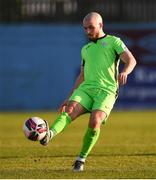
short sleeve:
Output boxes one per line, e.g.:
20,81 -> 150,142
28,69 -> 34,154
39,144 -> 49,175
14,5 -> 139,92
114,37 -> 127,55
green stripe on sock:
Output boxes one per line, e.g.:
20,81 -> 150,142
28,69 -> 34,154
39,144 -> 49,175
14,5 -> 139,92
50,112 -> 71,135
80,127 -> 100,159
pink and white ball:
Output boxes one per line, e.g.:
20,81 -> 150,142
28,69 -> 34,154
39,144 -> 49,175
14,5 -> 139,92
23,117 -> 47,141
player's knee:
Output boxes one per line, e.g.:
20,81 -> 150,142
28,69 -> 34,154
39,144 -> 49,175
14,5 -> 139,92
89,111 -> 107,128
65,105 -> 73,114
64,105 -> 76,120
89,119 -> 101,129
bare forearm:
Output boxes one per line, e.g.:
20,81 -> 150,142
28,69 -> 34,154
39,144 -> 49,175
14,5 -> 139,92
122,59 -> 136,75
66,66 -> 84,99
58,68 -> 84,112
119,50 -> 136,85
68,73 -> 84,97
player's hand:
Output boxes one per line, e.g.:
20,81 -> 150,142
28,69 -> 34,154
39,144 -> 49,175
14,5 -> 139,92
118,72 -> 128,85
58,100 -> 68,113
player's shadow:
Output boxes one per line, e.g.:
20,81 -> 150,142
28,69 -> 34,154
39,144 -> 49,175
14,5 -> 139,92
1,152 -> 156,159
41,152 -> 156,158
90,152 -> 156,157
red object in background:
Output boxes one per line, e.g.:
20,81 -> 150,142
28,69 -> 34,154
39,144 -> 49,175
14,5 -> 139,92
108,29 -> 156,66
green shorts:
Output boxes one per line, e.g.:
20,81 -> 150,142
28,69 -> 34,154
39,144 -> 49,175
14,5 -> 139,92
69,87 -> 117,121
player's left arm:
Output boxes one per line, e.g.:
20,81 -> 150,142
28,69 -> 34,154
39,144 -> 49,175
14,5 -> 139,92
119,49 -> 137,85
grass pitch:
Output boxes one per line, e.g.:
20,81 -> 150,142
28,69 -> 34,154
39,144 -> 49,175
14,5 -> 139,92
0,111 -> 156,179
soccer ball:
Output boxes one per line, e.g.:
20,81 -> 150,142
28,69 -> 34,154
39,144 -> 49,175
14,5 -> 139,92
23,117 -> 47,141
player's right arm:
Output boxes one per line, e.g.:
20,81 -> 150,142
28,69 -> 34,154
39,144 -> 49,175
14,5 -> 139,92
59,66 -> 84,112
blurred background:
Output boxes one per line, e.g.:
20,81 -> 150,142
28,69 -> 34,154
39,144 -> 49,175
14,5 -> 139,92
0,0 -> 156,111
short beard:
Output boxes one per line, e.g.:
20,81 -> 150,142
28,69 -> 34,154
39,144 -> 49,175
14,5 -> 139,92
88,33 -> 99,41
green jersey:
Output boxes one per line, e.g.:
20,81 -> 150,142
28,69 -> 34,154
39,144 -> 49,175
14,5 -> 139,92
80,34 -> 127,95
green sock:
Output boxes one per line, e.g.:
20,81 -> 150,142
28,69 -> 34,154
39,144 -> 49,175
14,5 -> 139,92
50,112 -> 71,136
79,127 -> 100,159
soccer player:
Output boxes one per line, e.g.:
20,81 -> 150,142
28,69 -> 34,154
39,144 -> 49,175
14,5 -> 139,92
40,12 -> 137,171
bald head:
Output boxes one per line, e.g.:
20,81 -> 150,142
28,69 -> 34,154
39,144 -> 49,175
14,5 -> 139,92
83,12 -> 103,25
83,12 -> 104,40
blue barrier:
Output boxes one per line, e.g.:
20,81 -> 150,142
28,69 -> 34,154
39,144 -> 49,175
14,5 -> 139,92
0,24 -> 156,110
115,65 -> 156,109
0,25 -> 84,110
